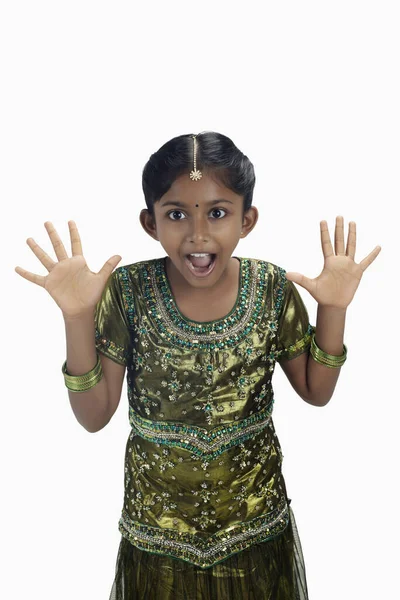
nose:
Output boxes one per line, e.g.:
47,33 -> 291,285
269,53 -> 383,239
187,213 -> 210,243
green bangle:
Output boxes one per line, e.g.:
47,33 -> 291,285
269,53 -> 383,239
62,354 -> 103,392
310,333 -> 347,368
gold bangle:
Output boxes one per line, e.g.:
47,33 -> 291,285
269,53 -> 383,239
62,354 -> 103,392
310,333 -> 347,368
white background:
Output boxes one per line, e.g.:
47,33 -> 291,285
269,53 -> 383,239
1,1 -> 398,598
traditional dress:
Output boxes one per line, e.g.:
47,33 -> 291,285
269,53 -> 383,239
94,256 -> 313,599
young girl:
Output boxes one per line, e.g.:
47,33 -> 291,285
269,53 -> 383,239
15,131 -> 381,599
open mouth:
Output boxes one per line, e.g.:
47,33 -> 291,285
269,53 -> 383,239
184,254 -> 217,276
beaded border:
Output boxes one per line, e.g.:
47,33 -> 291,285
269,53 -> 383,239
129,397 -> 275,460
274,266 -> 287,317
117,266 -> 137,330
141,257 -> 268,351
118,494 -> 289,569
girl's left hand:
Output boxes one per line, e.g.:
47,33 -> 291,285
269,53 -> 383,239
285,216 -> 381,309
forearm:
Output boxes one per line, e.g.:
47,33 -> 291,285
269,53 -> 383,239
306,305 -> 347,406
64,311 -> 110,433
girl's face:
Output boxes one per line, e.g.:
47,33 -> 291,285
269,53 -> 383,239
140,172 -> 258,290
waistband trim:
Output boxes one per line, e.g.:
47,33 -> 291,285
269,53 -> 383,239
129,398 -> 274,460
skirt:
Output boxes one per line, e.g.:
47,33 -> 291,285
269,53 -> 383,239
109,504 -> 308,600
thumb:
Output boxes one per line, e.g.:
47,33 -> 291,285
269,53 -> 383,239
285,271 -> 313,293
99,255 -> 122,280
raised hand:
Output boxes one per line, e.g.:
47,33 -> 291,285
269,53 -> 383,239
285,216 -> 381,309
15,221 -> 122,319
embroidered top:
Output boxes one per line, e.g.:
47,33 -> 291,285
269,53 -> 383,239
94,256 -> 314,569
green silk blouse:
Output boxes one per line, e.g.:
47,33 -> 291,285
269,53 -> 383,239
94,256 -> 314,569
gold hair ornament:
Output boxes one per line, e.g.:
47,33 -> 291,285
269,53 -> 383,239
189,135 -> 202,181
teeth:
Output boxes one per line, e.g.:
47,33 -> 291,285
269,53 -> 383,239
189,253 -> 211,257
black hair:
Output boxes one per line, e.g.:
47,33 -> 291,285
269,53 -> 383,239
142,131 -> 256,221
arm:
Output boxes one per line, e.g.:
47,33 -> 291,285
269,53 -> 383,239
280,305 -> 346,407
65,311 -> 125,432
281,216 -> 380,407
14,219 -> 127,432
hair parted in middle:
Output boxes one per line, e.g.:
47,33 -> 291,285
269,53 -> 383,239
142,131 -> 256,221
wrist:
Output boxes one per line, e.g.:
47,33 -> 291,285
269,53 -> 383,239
317,304 -> 347,315
63,308 -> 96,323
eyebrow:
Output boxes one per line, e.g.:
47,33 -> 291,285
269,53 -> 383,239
160,198 -> 234,208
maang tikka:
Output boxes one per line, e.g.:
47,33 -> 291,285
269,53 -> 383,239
189,134 -> 202,181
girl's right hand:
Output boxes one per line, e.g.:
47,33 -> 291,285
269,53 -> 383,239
15,221 -> 122,320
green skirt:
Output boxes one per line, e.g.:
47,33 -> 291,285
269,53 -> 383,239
109,503 -> 308,600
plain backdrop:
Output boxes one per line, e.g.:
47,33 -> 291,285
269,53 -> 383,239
1,1 -> 398,598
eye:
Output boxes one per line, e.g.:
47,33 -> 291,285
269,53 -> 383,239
210,208 -> 227,219
168,210 -> 185,221
167,208 -> 227,221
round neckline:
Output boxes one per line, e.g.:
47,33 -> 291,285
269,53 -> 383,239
161,256 -> 243,325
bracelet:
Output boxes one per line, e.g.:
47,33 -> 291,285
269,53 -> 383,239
310,333 -> 347,368
62,354 -> 103,392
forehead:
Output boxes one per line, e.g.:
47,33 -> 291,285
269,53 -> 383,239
158,173 -> 242,206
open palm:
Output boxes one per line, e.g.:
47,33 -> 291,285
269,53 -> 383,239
15,221 -> 122,319
285,216 -> 381,309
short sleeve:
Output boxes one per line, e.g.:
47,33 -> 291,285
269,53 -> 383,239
275,271 -> 315,363
94,268 -> 132,366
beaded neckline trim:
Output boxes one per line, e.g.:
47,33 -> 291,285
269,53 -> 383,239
129,397 -> 274,460
142,257 -> 268,350
118,494 -> 289,569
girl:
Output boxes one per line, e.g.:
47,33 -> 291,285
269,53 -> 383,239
15,131 -> 381,599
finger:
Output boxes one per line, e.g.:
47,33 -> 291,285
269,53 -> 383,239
98,255 -> 122,281
359,246 -> 382,272
68,220 -> 83,256
15,266 -> 46,287
26,237 -> 56,272
334,215 -> 345,255
44,221 -> 69,261
285,271 -> 315,294
345,221 -> 356,260
320,220 -> 334,259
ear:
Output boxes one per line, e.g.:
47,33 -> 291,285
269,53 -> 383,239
140,209 -> 159,241
241,206 -> 259,237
